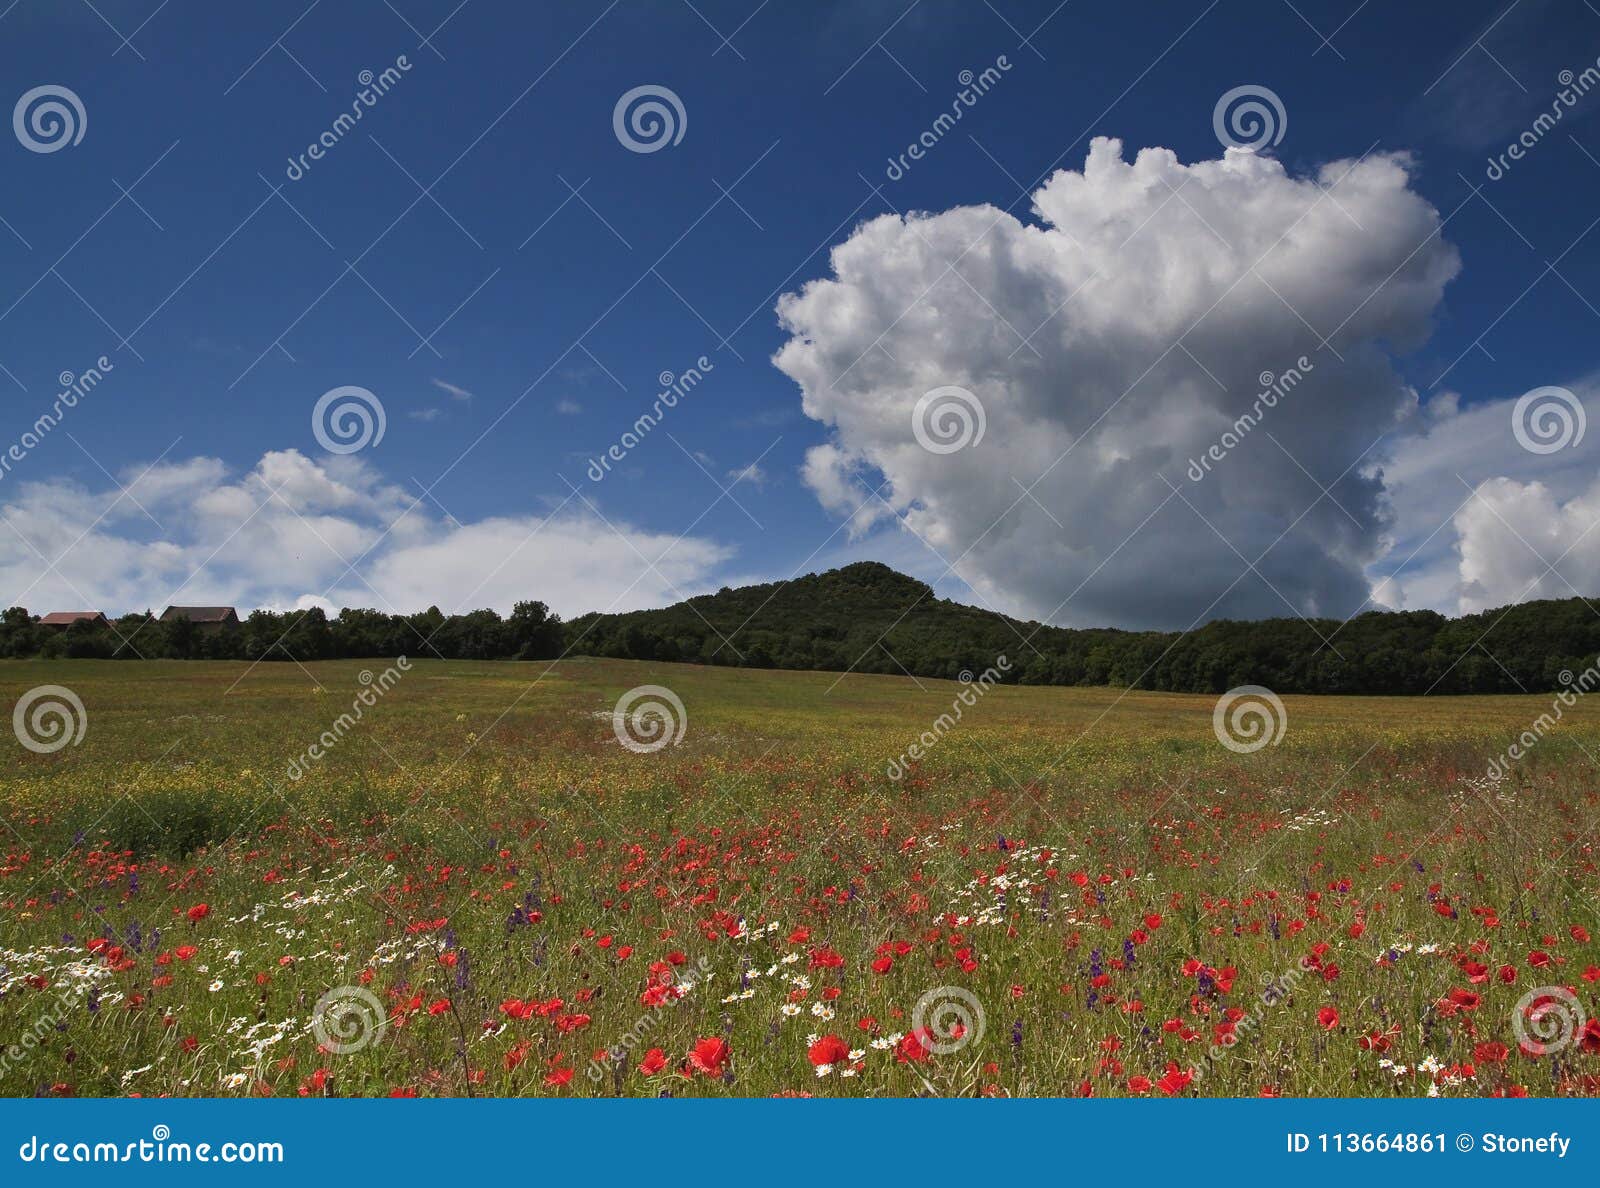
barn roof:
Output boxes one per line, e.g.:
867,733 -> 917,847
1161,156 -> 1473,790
159,605 -> 239,623
40,610 -> 106,625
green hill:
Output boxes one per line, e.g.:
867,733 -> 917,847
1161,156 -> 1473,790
564,561 -> 1600,695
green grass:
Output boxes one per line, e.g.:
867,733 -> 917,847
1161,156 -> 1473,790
2,658 -> 1597,1098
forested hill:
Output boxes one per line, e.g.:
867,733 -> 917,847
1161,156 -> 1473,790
7,561 -> 1600,693
567,562 -> 1600,695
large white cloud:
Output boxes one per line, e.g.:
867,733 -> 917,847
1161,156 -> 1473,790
775,138 -> 1461,629
0,449 -> 729,619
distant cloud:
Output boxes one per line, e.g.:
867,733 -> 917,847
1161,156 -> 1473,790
1405,0 -> 1594,152
556,398 -> 582,415
726,462 -> 768,488
0,449 -> 731,620
409,408 -> 443,422
1379,377 -> 1600,614
431,378 -> 473,401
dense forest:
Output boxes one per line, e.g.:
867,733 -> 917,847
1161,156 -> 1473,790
5,562 -> 1599,694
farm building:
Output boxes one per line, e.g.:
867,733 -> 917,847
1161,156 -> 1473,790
40,611 -> 109,629
159,605 -> 240,632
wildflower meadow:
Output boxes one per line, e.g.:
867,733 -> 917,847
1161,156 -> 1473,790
2,657 -> 1596,1098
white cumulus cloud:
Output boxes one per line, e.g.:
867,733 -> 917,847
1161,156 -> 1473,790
774,138 -> 1461,629
0,449 -> 729,620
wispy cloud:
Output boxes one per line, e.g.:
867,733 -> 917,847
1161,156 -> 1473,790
431,378 -> 474,401
727,462 -> 768,488
556,397 -> 582,415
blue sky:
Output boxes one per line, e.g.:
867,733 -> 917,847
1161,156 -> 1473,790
3,0 -> 1600,628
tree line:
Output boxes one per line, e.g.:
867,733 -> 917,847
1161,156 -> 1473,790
4,562 -> 1598,694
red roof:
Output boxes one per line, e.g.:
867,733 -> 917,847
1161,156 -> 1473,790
40,611 -> 106,625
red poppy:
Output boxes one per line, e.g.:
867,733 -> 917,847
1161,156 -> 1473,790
896,1029 -> 933,1063
808,1034 -> 851,1067
186,903 -> 209,923
1317,1007 -> 1339,1030
687,1036 -> 730,1076
1474,1042 -> 1509,1064
639,1048 -> 667,1076
1580,1019 -> 1600,1054
1156,1062 -> 1193,1095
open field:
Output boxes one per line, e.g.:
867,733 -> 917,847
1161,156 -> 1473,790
2,657 -> 1598,1097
